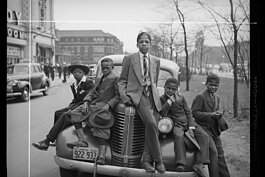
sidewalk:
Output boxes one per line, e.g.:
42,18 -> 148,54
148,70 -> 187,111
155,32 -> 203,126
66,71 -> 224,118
49,74 -> 75,88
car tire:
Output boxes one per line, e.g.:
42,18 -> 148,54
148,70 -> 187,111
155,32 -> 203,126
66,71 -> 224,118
59,167 -> 78,177
21,87 -> 29,102
43,83 -> 49,96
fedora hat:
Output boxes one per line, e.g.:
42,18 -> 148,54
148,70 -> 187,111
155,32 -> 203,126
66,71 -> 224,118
68,64 -> 90,75
89,107 -> 114,129
184,131 -> 200,151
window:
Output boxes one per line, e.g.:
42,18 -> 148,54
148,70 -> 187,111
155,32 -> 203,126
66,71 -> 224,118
93,46 -> 104,53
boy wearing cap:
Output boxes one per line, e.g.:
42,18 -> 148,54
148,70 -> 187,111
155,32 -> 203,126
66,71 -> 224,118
67,58 -> 120,165
160,78 -> 209,176
32,63 -> 94,151
191,74 -> 230,177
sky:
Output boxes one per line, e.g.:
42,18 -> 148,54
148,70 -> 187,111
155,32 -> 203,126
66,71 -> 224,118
54,0 -> 166,53
53,0 -> 249,53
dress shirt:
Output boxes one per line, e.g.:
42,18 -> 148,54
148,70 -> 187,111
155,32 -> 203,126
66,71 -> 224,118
139,52 -> 151,86
73,76 -> 87,92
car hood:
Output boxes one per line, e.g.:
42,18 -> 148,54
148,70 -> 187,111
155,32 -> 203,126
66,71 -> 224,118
7,74 -> 29,83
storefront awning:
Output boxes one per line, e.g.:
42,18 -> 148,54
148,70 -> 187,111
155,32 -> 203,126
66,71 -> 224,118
7,37 -> 27,46
38,43 -> 54,49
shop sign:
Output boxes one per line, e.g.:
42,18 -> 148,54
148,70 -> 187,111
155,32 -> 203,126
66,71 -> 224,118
7,46 -> 21,57
7,8 -> 21,25
7,27 -> 26,39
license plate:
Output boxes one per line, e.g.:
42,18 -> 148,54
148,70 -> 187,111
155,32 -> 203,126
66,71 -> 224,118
73,147 -> 98,161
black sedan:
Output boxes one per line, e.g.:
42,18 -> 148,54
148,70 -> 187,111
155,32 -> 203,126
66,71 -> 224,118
7,62 -> 51,102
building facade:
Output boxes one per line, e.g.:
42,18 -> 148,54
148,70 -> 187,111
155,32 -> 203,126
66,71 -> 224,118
56,30 -> 123,64
7,0 -> 56,65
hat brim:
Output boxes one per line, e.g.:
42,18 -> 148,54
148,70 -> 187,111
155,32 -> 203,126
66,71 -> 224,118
184,131 -> 200,150
89,108 -> 114,129
68,65 -> 90,75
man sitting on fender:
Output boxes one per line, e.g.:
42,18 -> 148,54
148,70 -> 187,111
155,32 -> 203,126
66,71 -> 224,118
160,78 -> 209,177
67,58 -> 120,165
32,63 -> 94,151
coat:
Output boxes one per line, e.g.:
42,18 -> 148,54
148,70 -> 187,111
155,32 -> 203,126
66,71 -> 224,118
118,53 -> 161,111
160,93 -> 197,131
191,90 -> 224,136
83,72 -> 120,109
68,77 -> 94,110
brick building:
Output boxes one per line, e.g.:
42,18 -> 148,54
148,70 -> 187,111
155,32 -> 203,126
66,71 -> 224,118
56,30 -> 123,64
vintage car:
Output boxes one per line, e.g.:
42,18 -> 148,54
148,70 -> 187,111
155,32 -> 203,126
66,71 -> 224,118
7,62 -> 51,102
54,55 -> 205,177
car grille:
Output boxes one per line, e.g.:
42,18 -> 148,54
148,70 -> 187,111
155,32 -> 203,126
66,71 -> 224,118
110,106 -> 145,168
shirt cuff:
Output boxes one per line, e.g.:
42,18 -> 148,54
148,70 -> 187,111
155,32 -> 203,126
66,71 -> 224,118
189,126 -> 195,130
167,99 -> 172,105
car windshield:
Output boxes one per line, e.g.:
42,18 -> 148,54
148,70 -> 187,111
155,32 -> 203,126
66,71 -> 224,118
7,65 -> 29,75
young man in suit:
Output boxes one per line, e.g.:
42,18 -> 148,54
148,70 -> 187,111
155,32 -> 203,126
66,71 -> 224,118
191,74 -> 230,177
118,32 -> 166,173
32,63 -> 94,150
66,58 -> 120,165
160,78 -> 209,176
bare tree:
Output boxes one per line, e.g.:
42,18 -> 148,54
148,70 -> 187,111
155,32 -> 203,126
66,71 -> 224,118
197,0 -> 249,118
169,0 -> 190,91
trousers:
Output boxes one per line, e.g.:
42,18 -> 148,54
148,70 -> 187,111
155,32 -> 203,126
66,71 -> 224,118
138,90 -> 163,163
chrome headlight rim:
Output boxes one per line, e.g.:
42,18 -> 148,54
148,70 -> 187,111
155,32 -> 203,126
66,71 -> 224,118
158,117 -> 173,134
7,80 -> 18,87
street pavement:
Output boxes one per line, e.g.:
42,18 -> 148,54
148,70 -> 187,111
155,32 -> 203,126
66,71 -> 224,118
49,74 -> 75,89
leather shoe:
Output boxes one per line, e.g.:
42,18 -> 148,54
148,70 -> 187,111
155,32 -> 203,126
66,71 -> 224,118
32,140 -> 49,151
96,156 -> 106,165
142,162 -> 155,172
176,165 -> 185,172
156,162 -> 166,173
193,164 -> 207,177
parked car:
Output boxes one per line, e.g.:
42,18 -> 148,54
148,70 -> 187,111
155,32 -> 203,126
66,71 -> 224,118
54,55 -> 204,177
88,64 -> 97,80
7,62 -> 51,102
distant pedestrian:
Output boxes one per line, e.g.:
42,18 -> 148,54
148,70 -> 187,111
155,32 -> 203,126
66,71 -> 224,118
44,62 -> 50,78
62,63 -> 68,83
50,63 -> 55,81
57,63 -> 62,79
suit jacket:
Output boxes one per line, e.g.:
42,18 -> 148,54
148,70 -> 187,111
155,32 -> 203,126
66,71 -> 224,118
83,72 -> 120,109
160,93 -> 197,130
118,53 -> 161,111
68,77 -> 94,110
191,90 -> 222,136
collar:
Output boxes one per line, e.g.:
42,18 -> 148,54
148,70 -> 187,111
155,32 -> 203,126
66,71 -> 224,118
139,52 -> 149,60
74,76 -> 87,88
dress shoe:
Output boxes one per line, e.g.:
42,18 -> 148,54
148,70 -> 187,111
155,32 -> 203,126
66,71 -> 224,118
156,162 -> 166,173
142,162 -> 155,172
67,141 -> 88,149
96,156 -> 106,165
96,144 -> 107,165
176,165 -> 185,172
32,140 -> 49,151
193,164 -> 207,177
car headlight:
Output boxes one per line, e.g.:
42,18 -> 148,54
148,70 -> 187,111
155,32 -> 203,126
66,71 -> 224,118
7,80 -> 18,87
158,117 -> 173,134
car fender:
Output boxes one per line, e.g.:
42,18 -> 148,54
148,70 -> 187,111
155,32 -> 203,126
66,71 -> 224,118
16,80 -> 32,92
41,76 -> 51,87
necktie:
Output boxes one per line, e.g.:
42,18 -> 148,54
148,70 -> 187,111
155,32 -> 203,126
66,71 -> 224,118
143,54 -> 148,78
143,54 -> 149,94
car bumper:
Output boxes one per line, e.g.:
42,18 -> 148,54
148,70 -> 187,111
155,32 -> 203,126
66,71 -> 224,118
54,156 -> 196,177
7,92 -> 22,97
